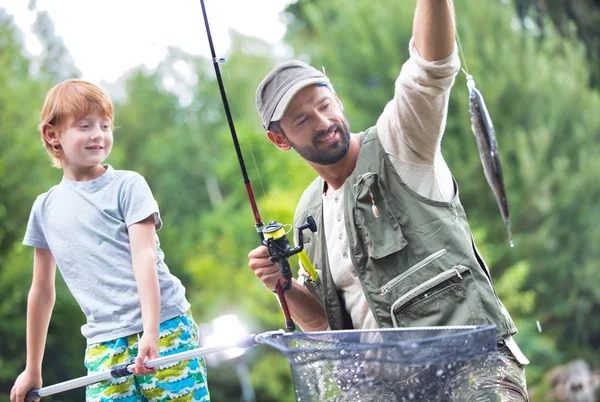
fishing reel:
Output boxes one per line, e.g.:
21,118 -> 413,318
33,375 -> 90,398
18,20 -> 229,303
262,216 -> 317,292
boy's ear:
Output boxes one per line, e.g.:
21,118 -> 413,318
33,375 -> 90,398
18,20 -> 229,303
42,124 -> 60,147
267,130 -> 292,151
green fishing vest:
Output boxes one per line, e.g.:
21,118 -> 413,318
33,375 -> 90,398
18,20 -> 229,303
294,127 -> 517,340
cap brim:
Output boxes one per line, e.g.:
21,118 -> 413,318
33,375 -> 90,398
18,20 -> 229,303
271,78 -> 330,122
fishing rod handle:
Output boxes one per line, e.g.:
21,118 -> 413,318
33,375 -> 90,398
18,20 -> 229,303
25,389 -> 39,402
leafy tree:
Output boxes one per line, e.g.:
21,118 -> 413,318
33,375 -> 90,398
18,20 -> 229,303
513,0 -> 600,87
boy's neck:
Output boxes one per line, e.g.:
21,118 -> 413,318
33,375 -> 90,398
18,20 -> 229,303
63,164 -> 108,182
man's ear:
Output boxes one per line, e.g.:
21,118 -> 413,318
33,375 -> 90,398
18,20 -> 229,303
267,130 -> 292,151
42,124 -> 61,148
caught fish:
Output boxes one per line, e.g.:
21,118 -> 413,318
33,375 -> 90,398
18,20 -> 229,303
467,75 -> 513,247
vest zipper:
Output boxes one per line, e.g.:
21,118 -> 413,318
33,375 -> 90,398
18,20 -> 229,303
379,248 -> 448,295
390,265 -> 469,327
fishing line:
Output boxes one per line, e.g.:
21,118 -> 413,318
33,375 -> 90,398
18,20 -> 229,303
221,63 -> 269,203
446,0 -> 470,78
446,0 -> 471,77
455,30 -> 471,78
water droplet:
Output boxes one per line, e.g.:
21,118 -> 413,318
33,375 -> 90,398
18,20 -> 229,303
436,369 -> 444,377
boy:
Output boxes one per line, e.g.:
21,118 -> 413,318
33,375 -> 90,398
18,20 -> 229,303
10,79 -> 210,402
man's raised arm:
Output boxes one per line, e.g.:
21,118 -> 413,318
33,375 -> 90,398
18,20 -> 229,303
413,0 -> 456,61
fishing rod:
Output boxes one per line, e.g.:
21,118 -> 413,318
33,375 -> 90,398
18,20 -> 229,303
198,0 -> 318,332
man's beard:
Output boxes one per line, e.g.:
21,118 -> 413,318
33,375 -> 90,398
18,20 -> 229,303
286,119 -> 351,166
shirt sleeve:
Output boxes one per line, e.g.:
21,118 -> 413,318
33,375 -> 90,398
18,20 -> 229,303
23,195 -> 50,249
376,37 -> 461,164
120,174 -> 163,231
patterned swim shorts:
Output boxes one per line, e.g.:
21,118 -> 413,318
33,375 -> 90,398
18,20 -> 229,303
84,310 -> 210,401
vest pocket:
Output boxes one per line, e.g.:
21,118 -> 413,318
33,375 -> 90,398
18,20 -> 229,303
352,172 -> 407,259
379,248 -> 447,295
390,265 -> 487,328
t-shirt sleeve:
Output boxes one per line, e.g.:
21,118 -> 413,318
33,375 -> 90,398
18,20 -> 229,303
23,195 -> 50,249
120,174 -> 163,231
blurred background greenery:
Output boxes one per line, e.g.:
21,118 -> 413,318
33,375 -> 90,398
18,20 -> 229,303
1,0 -> 599,400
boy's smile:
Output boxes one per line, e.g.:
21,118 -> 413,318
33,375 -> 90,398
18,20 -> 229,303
85,145 -> 105,151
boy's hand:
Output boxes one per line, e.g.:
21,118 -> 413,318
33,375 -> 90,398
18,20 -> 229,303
10,369 -> 42,402
132,332 -> 159,376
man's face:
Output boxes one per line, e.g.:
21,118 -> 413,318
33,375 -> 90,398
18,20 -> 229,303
273,85 -> 351,165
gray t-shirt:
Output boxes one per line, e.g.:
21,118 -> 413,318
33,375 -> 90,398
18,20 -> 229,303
23,165 -> 190,344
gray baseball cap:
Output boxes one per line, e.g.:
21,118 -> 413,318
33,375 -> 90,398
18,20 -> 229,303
255,60 -> 331,129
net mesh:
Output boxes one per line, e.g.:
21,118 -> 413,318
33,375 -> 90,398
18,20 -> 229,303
256,325 -> 500,402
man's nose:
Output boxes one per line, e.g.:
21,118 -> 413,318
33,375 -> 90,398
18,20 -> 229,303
314,112 -> 330,132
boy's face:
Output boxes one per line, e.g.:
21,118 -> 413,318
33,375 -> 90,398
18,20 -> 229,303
58,111 -> 113,171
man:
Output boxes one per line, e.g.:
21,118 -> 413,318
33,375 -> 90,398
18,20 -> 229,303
248,0 -> 529,400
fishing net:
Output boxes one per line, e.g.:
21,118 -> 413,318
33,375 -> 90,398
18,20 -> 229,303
256,325 -> 500,402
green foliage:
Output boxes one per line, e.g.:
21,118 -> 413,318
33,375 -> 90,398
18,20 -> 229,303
512,0 -> 600,87
1,0 -> 600,400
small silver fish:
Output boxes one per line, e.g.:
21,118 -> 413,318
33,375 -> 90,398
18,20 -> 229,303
467,75 -> 513,247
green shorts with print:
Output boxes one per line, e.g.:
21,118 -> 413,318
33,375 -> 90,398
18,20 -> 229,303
84,310 -> 210,402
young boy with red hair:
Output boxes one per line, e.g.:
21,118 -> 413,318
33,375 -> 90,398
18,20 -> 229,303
10,79 -> 210,402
